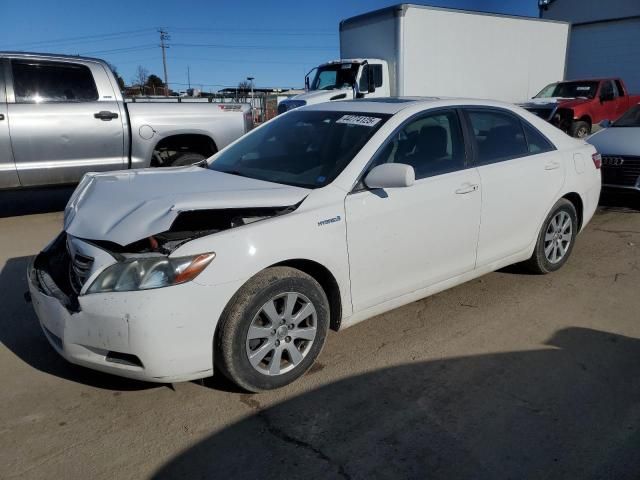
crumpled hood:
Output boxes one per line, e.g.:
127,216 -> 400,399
292,88 -> 355,105
520,97 -> 590,109
64,167 -> 310,246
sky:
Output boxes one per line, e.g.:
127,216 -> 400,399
2,0 -> 539,91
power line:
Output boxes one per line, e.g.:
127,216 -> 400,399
103,55 -> 316,66
1,28 -> 157,49
79,45 -> 158,55
169,27 -> 336,36
170,43 -> 337,51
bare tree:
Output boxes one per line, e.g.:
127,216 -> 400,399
107,62 -> 126,91
237,80 -> 252,102
133,66 -> 150,93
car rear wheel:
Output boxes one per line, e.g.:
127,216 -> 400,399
525,198 -> 578,274
215,267 -> 329,392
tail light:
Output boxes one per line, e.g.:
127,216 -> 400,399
592,153 -> 602,169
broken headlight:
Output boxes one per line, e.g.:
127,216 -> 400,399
86,253 -> 215,294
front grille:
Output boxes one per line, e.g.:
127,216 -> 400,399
68,252 -> 94,294
601,155 -> 640,188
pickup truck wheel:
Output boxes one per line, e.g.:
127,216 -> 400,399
168,152 -> 207,167
569,121 -> 591,138
525,198 -> 578,274
216,267 -> 329,392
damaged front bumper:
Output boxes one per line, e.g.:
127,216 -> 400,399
27,233 -> 241,383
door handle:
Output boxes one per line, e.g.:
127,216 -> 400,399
0,114 -> 4,120
545,161 -> 561,170
94,111 -> 119,121
455,183 -> 479,194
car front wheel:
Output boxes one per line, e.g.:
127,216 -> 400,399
525,198 -> 578,274
216,267 -> 329,392
569,120 -> 591,138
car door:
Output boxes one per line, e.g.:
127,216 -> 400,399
597,80 -> 619,123
613,80 -> 629,119
345,109 -> 481,312
6,58 -> 126,187
0,59 -> 20,189
463,108 -> 565,267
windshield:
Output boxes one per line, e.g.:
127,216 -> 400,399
613,104 -> 640,127
209,110 -> 391,189
310,63 -> 359,91
535,81 -> 599,99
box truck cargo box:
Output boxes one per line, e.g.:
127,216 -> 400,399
278,4 -> 569,113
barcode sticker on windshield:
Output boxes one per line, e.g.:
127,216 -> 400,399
576,86 -> 591,91
336,115 -> 382,127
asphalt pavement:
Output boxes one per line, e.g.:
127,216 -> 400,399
1,189 -> 639,479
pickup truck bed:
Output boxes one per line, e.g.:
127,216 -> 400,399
0,52 -> 252,189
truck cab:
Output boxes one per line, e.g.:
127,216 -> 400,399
0,52 -> 252,190
277,59 -> 389,114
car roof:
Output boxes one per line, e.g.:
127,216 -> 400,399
303,97 -> 523,115
0,51 -> 107,65
559,78 -> 615,83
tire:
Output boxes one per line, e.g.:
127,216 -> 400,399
168,152 -> 207,167
525,198 -> 578,274
215,267 -> 330,392
569,120 -> 591,139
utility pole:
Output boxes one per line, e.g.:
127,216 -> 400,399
187,66 -> 191,90
159,28 -> 170,96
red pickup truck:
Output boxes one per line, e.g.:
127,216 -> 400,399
520,78 -> 640,138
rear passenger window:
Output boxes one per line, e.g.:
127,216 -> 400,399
371,110 -> 465,180
466,110 -> 528,164
12,60 -> 98,103
523,122 -> 554,154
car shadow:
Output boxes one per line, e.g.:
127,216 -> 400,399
153,327 -> 640,480
0,256 -> 156,391
599,190 -> 640,212
0,186 -> 75,218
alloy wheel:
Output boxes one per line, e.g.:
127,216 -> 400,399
245,292 -> 318,376
544,210 -> 572,264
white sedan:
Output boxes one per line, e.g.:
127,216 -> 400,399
28,98 -> 601,391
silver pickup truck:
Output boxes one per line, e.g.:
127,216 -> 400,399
0,52 -> 252,189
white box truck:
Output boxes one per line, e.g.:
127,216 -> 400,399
278,4 -> 569,113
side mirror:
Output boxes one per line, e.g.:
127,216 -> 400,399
304,67 -> 317,92
599,119 -> 612,128
358,65 -> 375,95
368,69 -> 376,94
364,163 -> 415,189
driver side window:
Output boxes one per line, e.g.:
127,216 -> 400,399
314,71 -> 337,90
369,110 -> 466,180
